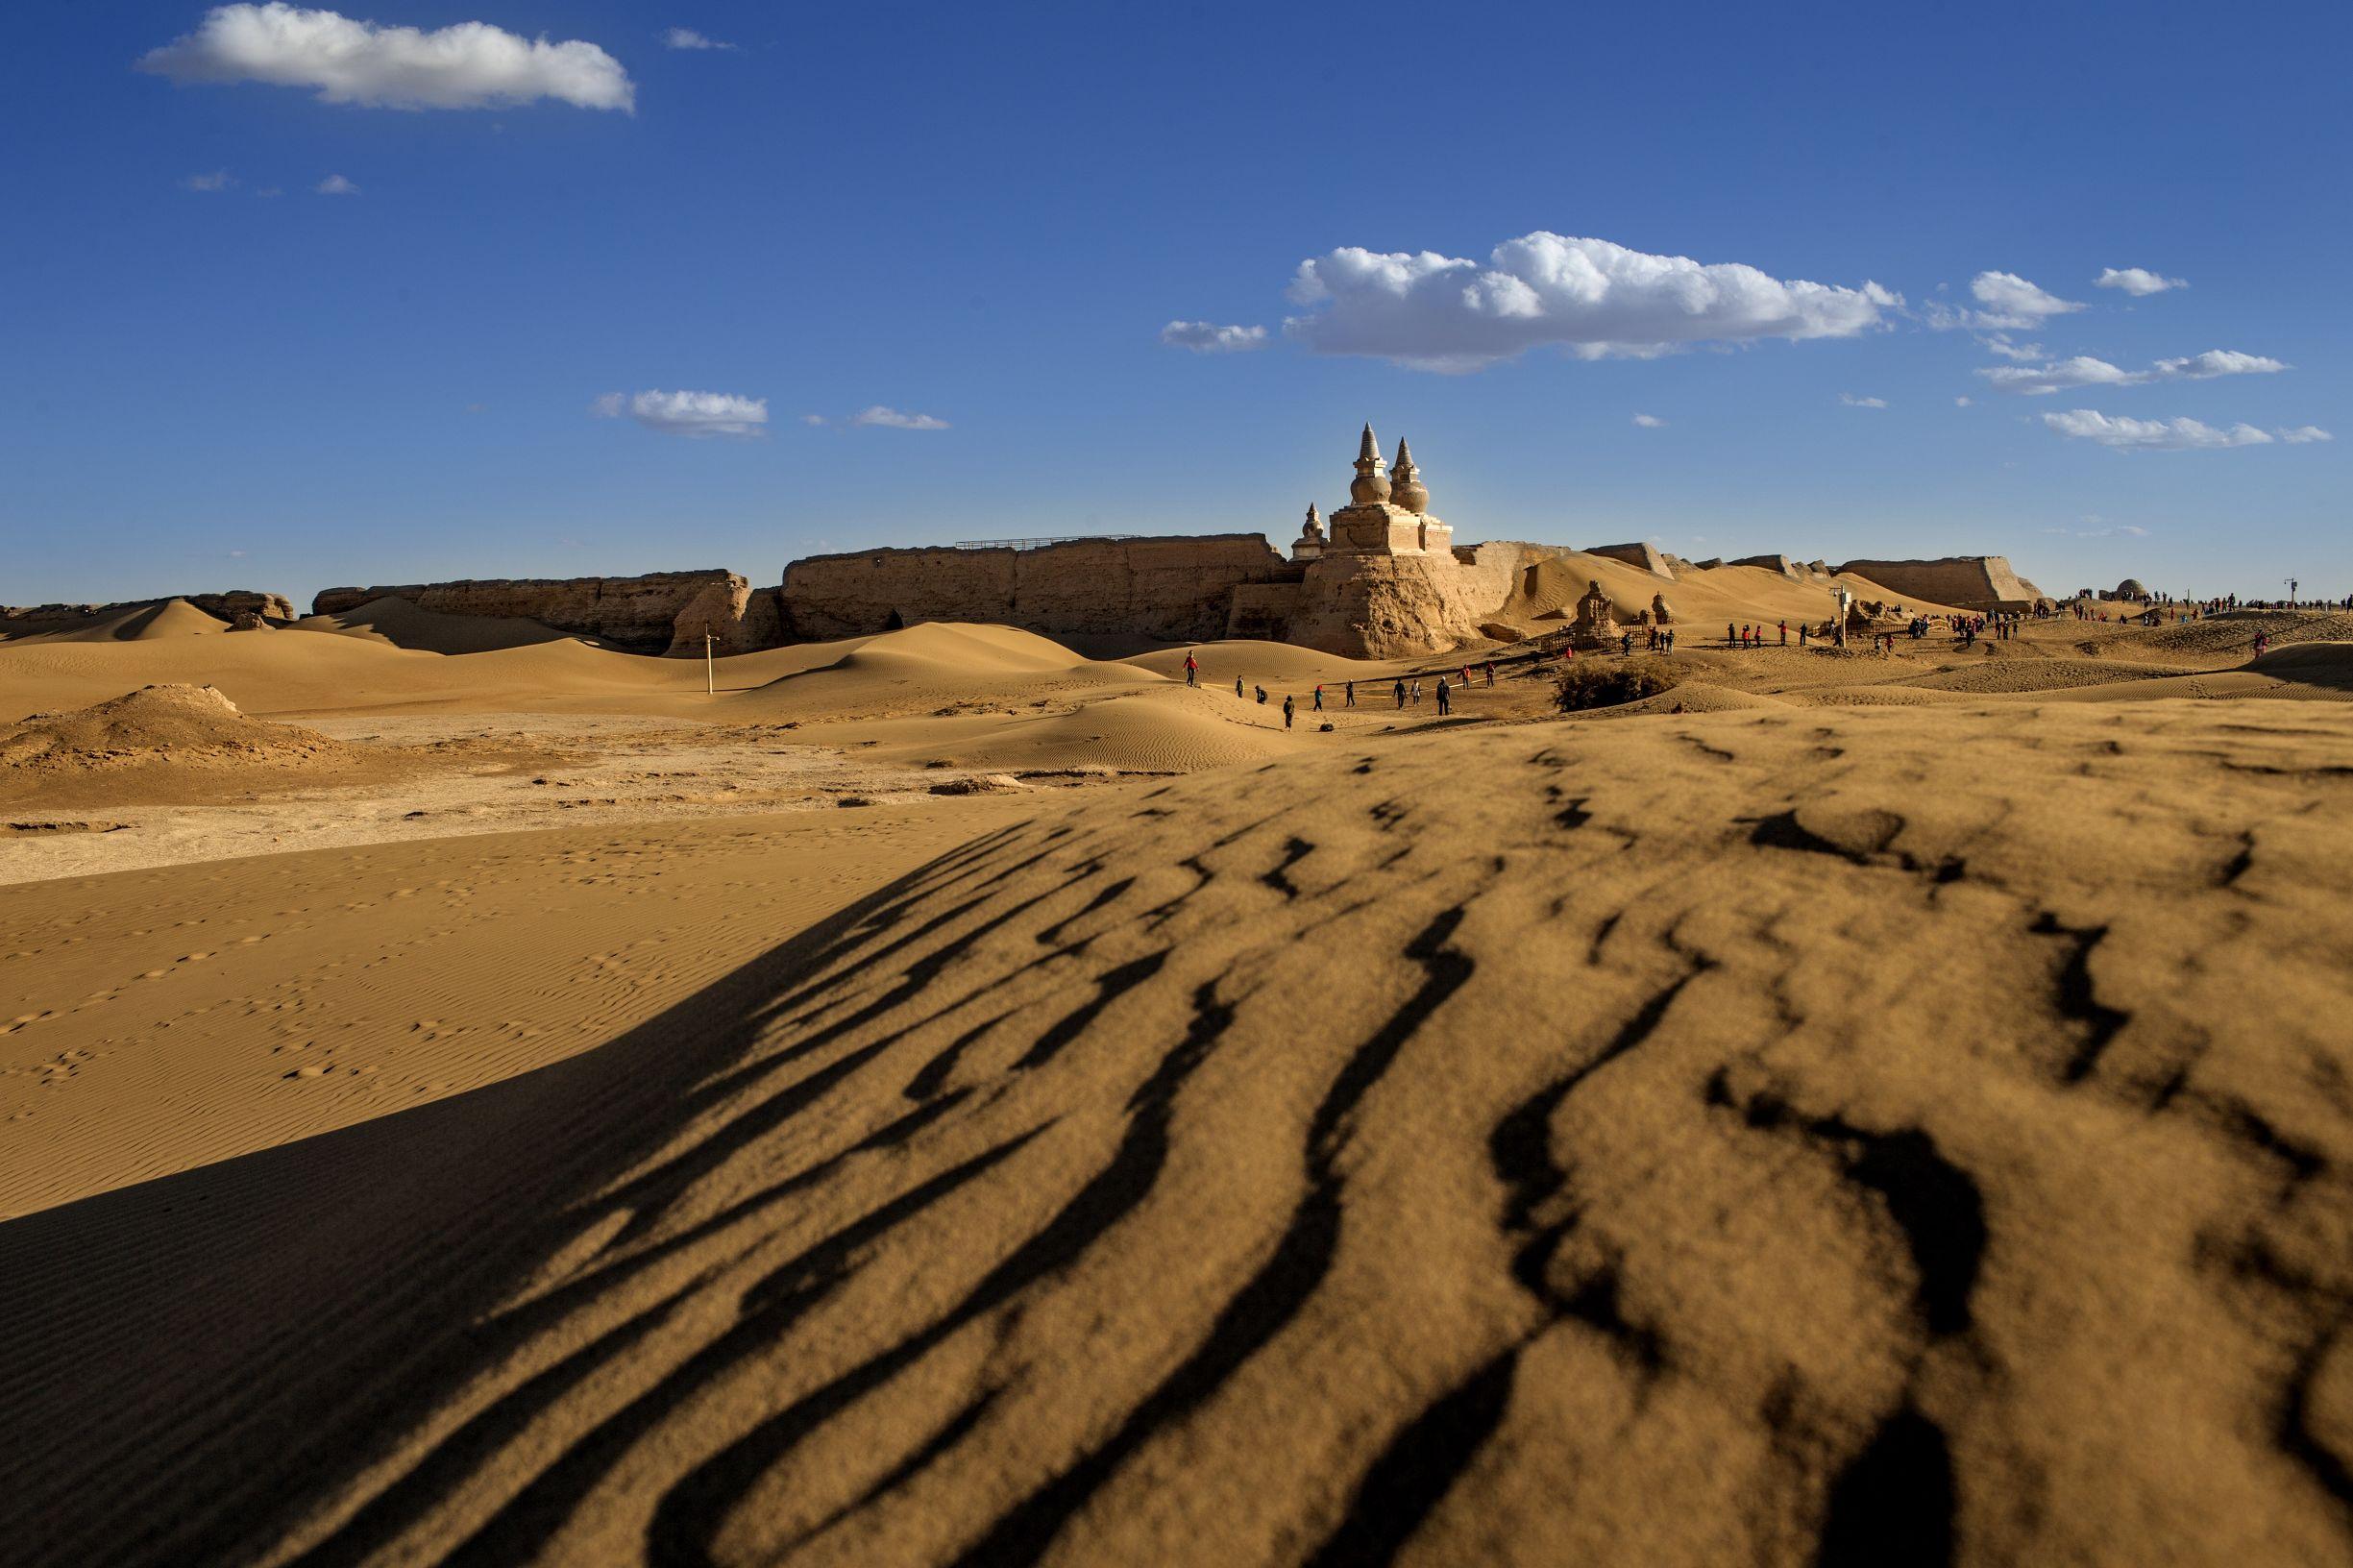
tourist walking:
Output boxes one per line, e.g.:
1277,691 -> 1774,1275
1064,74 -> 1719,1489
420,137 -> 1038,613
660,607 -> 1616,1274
1435,677 -> 1451,716
1312,685 -> 1324,711
1345,678 -> 1356,707
1393,679 -> 1406,709
1184,649 -> 1198,686
1777,620 -> 1787,646
1282,694 -> 1295,729
1236,676 -> 1244,698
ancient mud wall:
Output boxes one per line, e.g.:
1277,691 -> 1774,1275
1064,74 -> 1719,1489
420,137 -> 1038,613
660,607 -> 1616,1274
311,570 -> 779,656
1834,556 -> 2050,612
780,535 -> 1287,644
1583,541 -> 1677,579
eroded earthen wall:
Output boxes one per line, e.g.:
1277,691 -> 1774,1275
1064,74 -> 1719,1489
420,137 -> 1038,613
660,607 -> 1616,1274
780,535 -> 1287,643
310,570 -> 775,655
1833,556 -> 2050,612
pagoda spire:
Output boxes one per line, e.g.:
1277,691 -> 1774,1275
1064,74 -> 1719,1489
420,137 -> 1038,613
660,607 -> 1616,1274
1391,436 -> 1429,514
1348,423 -> 1390,506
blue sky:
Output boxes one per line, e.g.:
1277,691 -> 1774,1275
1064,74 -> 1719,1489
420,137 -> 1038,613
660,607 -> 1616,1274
4,0 -> 2347,610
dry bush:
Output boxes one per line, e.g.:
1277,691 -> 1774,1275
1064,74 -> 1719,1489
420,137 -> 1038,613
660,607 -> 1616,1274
1555,656 -> 1684,712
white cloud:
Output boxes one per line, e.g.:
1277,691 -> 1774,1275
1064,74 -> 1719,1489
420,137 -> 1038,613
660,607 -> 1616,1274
1980,349 -> 2286,396
1967,271 -> 2084,330
1977,332 -> 2045,362
800,413 -> 828,427
1631,413 -> 1666,428
850,405 -> 950,430
1282,232 -> 1898,369
2096,267 -> 2186,296
227,548 -> 250,557
1160,320 -> 1268,354
1954,395 -> 1973,406
2040,408 -> 2330,452
663,28 -> 736,50
138,4 -> 634,111
255,185 -> 282,197
1839,393 -> 1888,408
592,389 -> 768,438
2043,520 -> 2151,538
314,172 -> 359,195
1924,272 -> 2083,331
182,168 -> 234,191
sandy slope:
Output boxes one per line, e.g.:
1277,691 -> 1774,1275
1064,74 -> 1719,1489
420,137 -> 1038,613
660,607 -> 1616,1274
295,595 -> 583,653
4,598 -> 237,643
0,802 -> 1037,1218
4,699 -> 2348,1566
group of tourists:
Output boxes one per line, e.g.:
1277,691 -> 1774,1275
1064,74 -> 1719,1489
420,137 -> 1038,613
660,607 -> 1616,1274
1724,621 -> 1789,649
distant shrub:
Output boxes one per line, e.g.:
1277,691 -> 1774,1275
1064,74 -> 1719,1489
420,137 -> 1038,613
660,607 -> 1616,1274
1554,657 -> 1683,712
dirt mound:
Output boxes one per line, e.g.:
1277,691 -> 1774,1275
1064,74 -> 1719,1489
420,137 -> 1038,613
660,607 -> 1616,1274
293,595 -> 581,653
12,702 -> 2344,1566
0,683 -> 349,791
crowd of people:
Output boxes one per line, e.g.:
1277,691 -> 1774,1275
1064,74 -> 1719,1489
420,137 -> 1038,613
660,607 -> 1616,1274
1180,581 -> 2337,731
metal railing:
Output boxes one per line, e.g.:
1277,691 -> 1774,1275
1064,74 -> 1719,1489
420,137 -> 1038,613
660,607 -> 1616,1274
948,535 -> 1140,551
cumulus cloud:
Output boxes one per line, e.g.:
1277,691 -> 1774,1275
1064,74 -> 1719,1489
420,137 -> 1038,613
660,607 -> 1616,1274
1924,272 -> 2083,332
1160,320 -> 1268,354
2041,408 -> 2331,452
800,413 -> 828,427
1954,395 -> 1973,406
592,389 -> 768,438
2096,267 -> 2187,296
663,27 -> 735,50
850,405 -> 950,429
1980,349 -> 2288,396
313,172 -> 359,195
138,4 -> 635,111
1839,393 -> 1888,408
1282,232 -> 1898,370
182,168 -> 234,191
1631,413 -> 1666,428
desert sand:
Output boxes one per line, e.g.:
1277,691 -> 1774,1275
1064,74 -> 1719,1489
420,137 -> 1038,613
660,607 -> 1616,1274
3,591 -> 2350,1566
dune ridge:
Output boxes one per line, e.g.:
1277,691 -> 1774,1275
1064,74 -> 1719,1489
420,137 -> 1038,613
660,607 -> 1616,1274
5,701 -> 2346,1566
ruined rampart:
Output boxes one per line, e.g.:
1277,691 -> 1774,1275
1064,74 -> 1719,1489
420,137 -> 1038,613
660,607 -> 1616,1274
310,570 -> 778,656
1583,541 -> 1677,579
1833,556 -> 2051,612
781,534 -> 1287,643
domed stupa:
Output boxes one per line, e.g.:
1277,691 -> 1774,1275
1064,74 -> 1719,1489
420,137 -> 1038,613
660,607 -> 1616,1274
1391,438 -> 1429,515
1326,423 -> 1452,555
1291,502 -> 1327,562
1347,423 -> 1391,507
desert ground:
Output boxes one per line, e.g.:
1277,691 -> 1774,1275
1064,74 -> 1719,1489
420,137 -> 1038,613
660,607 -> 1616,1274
4,564 -> 2350,1567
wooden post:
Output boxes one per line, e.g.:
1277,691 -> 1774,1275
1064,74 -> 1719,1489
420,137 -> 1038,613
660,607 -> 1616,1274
704,622 -> 714,696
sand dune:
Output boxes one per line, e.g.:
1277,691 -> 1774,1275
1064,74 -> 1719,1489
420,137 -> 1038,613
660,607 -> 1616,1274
1494,555 -> 1962,638
5,699 -> 2347,1566
295,595 -> 582,654
11,598 -> 234,643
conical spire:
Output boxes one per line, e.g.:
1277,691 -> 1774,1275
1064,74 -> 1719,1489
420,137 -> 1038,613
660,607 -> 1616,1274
1391,436 -> 1429,514
1348,422 -> 1390,506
